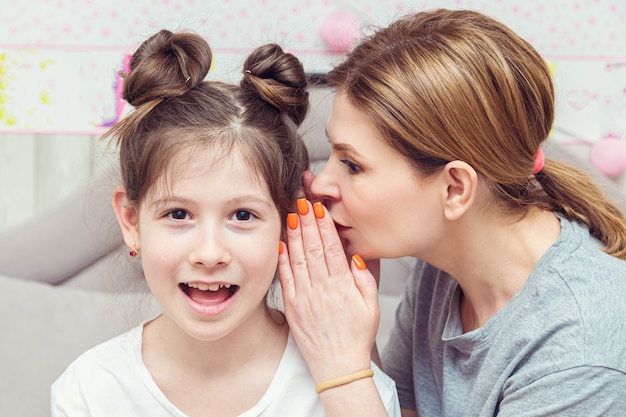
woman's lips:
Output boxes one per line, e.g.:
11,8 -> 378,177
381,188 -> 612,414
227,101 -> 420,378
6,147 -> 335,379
335,223 -> 350,234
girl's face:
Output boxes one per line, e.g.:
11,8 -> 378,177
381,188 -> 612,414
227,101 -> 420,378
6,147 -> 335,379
133,150 -> 282,343
311,92 -> 446,260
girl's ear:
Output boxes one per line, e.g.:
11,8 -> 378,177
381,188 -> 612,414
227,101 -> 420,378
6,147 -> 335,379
112,185 -> 141,249
441,161 -> 478,221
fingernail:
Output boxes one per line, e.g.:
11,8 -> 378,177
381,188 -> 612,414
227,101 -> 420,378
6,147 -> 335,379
297,198 -> 309,215
287,213 -> 298,230
313,202 -> 324,219
352,254 -> 367,271
278,241 -> 285,254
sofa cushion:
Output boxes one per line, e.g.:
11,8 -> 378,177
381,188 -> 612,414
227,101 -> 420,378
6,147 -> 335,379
0,171 -> 123,285
0,275 -> 159,417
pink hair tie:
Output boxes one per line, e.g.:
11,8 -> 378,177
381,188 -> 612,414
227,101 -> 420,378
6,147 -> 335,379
532,148 -> 545,174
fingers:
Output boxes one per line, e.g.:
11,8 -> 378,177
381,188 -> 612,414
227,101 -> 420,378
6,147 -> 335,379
312,202 -> 353,279
278,197 -> 329,294
282,199 -> 376,294
279,198 -> 377,301
297,199 -> 334,282
365,258 -> 381,288
277,241 -> 296,303
277,200 -> 381,380
290,198 -> 354,286
351,255 -> 380,314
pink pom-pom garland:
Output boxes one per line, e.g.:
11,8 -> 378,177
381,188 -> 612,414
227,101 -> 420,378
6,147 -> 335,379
318,9 -> 361,53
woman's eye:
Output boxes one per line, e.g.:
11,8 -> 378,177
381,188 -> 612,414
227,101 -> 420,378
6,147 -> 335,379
168,209 -> 188,220
340,159 -> 362,174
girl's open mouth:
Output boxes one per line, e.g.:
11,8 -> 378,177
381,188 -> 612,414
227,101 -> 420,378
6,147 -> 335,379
179,282 -> 238,306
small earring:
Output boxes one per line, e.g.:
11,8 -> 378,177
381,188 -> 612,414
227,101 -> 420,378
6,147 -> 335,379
129,245 -> 139,258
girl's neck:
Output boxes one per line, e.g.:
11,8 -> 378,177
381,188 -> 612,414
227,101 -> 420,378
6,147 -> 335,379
143,307 -> 288,373
141,308 -> 289,416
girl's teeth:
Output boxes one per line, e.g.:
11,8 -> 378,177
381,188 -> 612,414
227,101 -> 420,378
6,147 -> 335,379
187,283 -> 232,291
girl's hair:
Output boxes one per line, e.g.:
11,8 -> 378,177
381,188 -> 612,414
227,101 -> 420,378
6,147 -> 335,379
327,8 -> 626,259
103,30 -> 310,226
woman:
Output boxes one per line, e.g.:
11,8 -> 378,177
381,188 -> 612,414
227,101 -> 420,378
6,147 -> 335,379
278,8 -> 626,417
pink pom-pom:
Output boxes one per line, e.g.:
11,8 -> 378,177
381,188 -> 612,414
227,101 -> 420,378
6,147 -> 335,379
589,138 -> 626,178
319,10 -> 361,53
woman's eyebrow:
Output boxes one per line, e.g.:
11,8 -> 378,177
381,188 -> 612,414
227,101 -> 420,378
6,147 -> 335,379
324,128 -> 357,152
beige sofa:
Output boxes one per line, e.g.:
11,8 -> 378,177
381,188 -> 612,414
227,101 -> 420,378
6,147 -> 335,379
1,86 -> 624,417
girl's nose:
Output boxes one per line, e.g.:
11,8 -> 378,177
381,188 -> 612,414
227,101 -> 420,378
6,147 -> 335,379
188,228 -> 231,268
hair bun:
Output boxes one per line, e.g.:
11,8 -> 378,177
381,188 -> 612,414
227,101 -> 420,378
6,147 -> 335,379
242,43 -> 309,126
123,29 -> 212,107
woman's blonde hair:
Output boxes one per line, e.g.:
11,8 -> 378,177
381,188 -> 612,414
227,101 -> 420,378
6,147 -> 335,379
328,9 -> 626,258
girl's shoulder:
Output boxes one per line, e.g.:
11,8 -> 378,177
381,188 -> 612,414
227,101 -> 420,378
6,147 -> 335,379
52,322 -> 143,388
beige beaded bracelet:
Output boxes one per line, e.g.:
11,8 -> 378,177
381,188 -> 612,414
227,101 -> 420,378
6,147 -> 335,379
314,368 -> 374,394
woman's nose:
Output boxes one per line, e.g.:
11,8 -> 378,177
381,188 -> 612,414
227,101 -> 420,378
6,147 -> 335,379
309,164 -> 340,202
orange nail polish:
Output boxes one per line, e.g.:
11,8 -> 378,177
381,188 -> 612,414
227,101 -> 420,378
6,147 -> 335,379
352,254 -> 367,271
287,213 -> 298,230
313,202 -> 324,219
297,198 -> 309,215
278,241 -> 285,254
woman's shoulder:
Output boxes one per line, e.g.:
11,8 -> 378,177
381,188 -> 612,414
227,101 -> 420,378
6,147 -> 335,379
520,220 -> 626,370
543,217 -> 626,294
535,217 -> 626,300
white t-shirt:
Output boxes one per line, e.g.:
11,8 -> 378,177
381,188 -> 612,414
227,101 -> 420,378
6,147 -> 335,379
52,321 -> 400,416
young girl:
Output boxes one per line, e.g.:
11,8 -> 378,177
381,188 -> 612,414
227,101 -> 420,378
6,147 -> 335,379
278,9 -> 626,417
50,30 -> 399,416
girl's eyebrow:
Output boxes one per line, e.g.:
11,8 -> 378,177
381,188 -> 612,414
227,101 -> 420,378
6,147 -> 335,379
227,196 -> 274,208
145,196 -> 193,211
146,195 -> 273,210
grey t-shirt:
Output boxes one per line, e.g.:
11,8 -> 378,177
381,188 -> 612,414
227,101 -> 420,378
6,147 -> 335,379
382,216 -> 626,416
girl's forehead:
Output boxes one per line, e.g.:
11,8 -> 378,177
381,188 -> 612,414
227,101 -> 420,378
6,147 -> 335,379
152,148 -> 268,194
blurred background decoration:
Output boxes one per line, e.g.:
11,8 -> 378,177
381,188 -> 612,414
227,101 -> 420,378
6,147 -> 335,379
1,0 -> 626,231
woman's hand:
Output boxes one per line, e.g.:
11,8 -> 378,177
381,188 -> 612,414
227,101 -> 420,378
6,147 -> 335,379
277,198 -> 380,383
301,169 -> 382,287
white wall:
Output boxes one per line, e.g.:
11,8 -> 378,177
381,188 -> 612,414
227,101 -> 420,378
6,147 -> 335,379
0,135 -> 116,231
2,0 -> 626,231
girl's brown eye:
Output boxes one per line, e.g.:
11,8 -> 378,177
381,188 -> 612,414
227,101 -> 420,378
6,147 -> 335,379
170,209 -> 187,220
235,210 -> 252,221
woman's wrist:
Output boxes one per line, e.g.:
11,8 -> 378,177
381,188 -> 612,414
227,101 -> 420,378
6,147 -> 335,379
308,353 -> 372,384
315,368 -> 374,394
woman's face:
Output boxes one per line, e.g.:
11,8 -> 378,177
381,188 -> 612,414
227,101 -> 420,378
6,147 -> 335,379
310,92 -> 446,260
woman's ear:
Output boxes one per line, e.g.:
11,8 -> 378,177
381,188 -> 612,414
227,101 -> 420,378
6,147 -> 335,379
441,161 -> 478,221
112,185 -> 141,249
